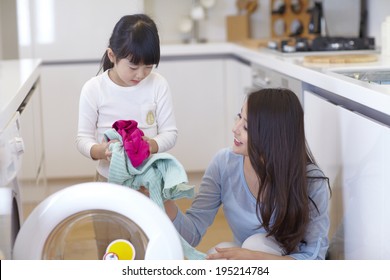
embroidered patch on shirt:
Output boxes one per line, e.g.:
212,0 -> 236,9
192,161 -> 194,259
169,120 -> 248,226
146,110 -> 155,125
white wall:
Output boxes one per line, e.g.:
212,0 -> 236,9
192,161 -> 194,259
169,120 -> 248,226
0,0 -> 19,59
0,1 -> 3,59
145,0 -> 389,45
1,0 -> 389,51
144,0 -> 270,43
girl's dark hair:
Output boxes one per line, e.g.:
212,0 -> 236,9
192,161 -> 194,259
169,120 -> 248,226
99,14 -> 160,73
246,88 -> 329,255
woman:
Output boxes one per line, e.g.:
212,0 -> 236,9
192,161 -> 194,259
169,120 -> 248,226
164,88 -> 331,260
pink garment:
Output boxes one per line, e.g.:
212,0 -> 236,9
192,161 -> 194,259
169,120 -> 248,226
112,120 -> 150,167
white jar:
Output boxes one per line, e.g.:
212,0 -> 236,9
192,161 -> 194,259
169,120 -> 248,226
382,16 -> 390,56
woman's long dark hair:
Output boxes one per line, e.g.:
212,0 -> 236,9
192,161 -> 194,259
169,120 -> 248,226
247,88 -> 329,255
98,14 -> 160,73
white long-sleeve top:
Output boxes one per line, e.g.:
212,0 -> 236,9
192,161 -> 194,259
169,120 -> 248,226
76,70 -> 178,178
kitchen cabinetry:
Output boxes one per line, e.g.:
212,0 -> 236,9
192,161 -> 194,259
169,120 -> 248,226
18,80 -> 47,198
251,62 -> 303,102
156,58 -> 226,171
304,90 -> 390,259
40,64 -> 98,178
224,57 -> 252,146
40,54 -> 252,176
0,59 -> 41,258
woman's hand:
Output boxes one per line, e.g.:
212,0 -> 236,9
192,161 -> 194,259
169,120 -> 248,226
163,200 -> 178,221
206,247 -> 292,260
138,186 -> 150,197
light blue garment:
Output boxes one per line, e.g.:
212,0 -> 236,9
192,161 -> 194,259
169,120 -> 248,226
173,147 -> 331,260
104,128 -> 206,260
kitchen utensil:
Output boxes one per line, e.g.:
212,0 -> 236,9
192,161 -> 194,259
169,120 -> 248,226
236,0 -> 258,15
236,0 -> 248,14
200,0 -> 216,9
272,0 -> 286,14
290,19 -> 303,36
274,18 -> 286,37
246,0 -> 258,15
291,0 -> 303,14
308,1 -> 323,35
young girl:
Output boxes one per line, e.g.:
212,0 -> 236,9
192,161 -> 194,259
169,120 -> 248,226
164,88 -> 331,260
76,14 -> 177,181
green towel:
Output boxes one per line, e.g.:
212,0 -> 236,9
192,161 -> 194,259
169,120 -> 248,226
104,129 -> 207,260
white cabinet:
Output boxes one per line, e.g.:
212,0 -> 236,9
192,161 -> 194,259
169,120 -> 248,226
224,58 -> 252,147
304,91 -> 342,248
40,64 -> 98,178
156,58 -> 226,171
19,80 -> 47,191
304,90 -> 390,259
337,107 -> 390,259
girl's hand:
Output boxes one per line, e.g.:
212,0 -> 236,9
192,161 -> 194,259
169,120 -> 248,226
142,136 -> 158,154
104,139 -> 119,161
104,142 -> 112,161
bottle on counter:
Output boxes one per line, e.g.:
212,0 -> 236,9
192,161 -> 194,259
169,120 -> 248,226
381,16 -> 390,56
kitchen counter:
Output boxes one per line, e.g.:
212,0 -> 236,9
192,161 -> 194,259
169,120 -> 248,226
0,59 -> 42,130
161,43 -> 390,117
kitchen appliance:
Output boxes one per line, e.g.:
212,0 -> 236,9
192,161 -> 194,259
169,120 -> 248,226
0,113 -> 24,260
268,36 -> 376,53
250,62 -> 303,102
13,182 -> 184,260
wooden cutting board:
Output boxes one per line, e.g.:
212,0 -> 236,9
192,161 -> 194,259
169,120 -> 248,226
304,54 -> 378,64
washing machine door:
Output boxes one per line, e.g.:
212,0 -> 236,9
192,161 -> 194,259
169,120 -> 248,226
13,182 -> 184,260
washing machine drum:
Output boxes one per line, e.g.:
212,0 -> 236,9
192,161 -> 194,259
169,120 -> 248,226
13,182 -> 184,260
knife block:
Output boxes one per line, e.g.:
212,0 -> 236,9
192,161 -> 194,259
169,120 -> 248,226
226,15 -> 250,42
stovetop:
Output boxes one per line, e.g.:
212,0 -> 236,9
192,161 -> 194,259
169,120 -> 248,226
268,37 -> 376,53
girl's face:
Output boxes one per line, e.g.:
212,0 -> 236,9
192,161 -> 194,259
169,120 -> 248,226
107,49 -> 154,87
232,102 -> 248,156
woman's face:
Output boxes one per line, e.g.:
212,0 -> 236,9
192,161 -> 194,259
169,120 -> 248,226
232,102 -> 248,156
107,48 -> 154,87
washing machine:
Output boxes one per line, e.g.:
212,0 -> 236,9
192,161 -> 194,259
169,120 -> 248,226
12,182 -> 184,260
0,112 -> 24,260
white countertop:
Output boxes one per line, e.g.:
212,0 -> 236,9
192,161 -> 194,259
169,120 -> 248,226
161,43 -> 390,116
1,46 -> 388,131
0,59 -> 41,130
